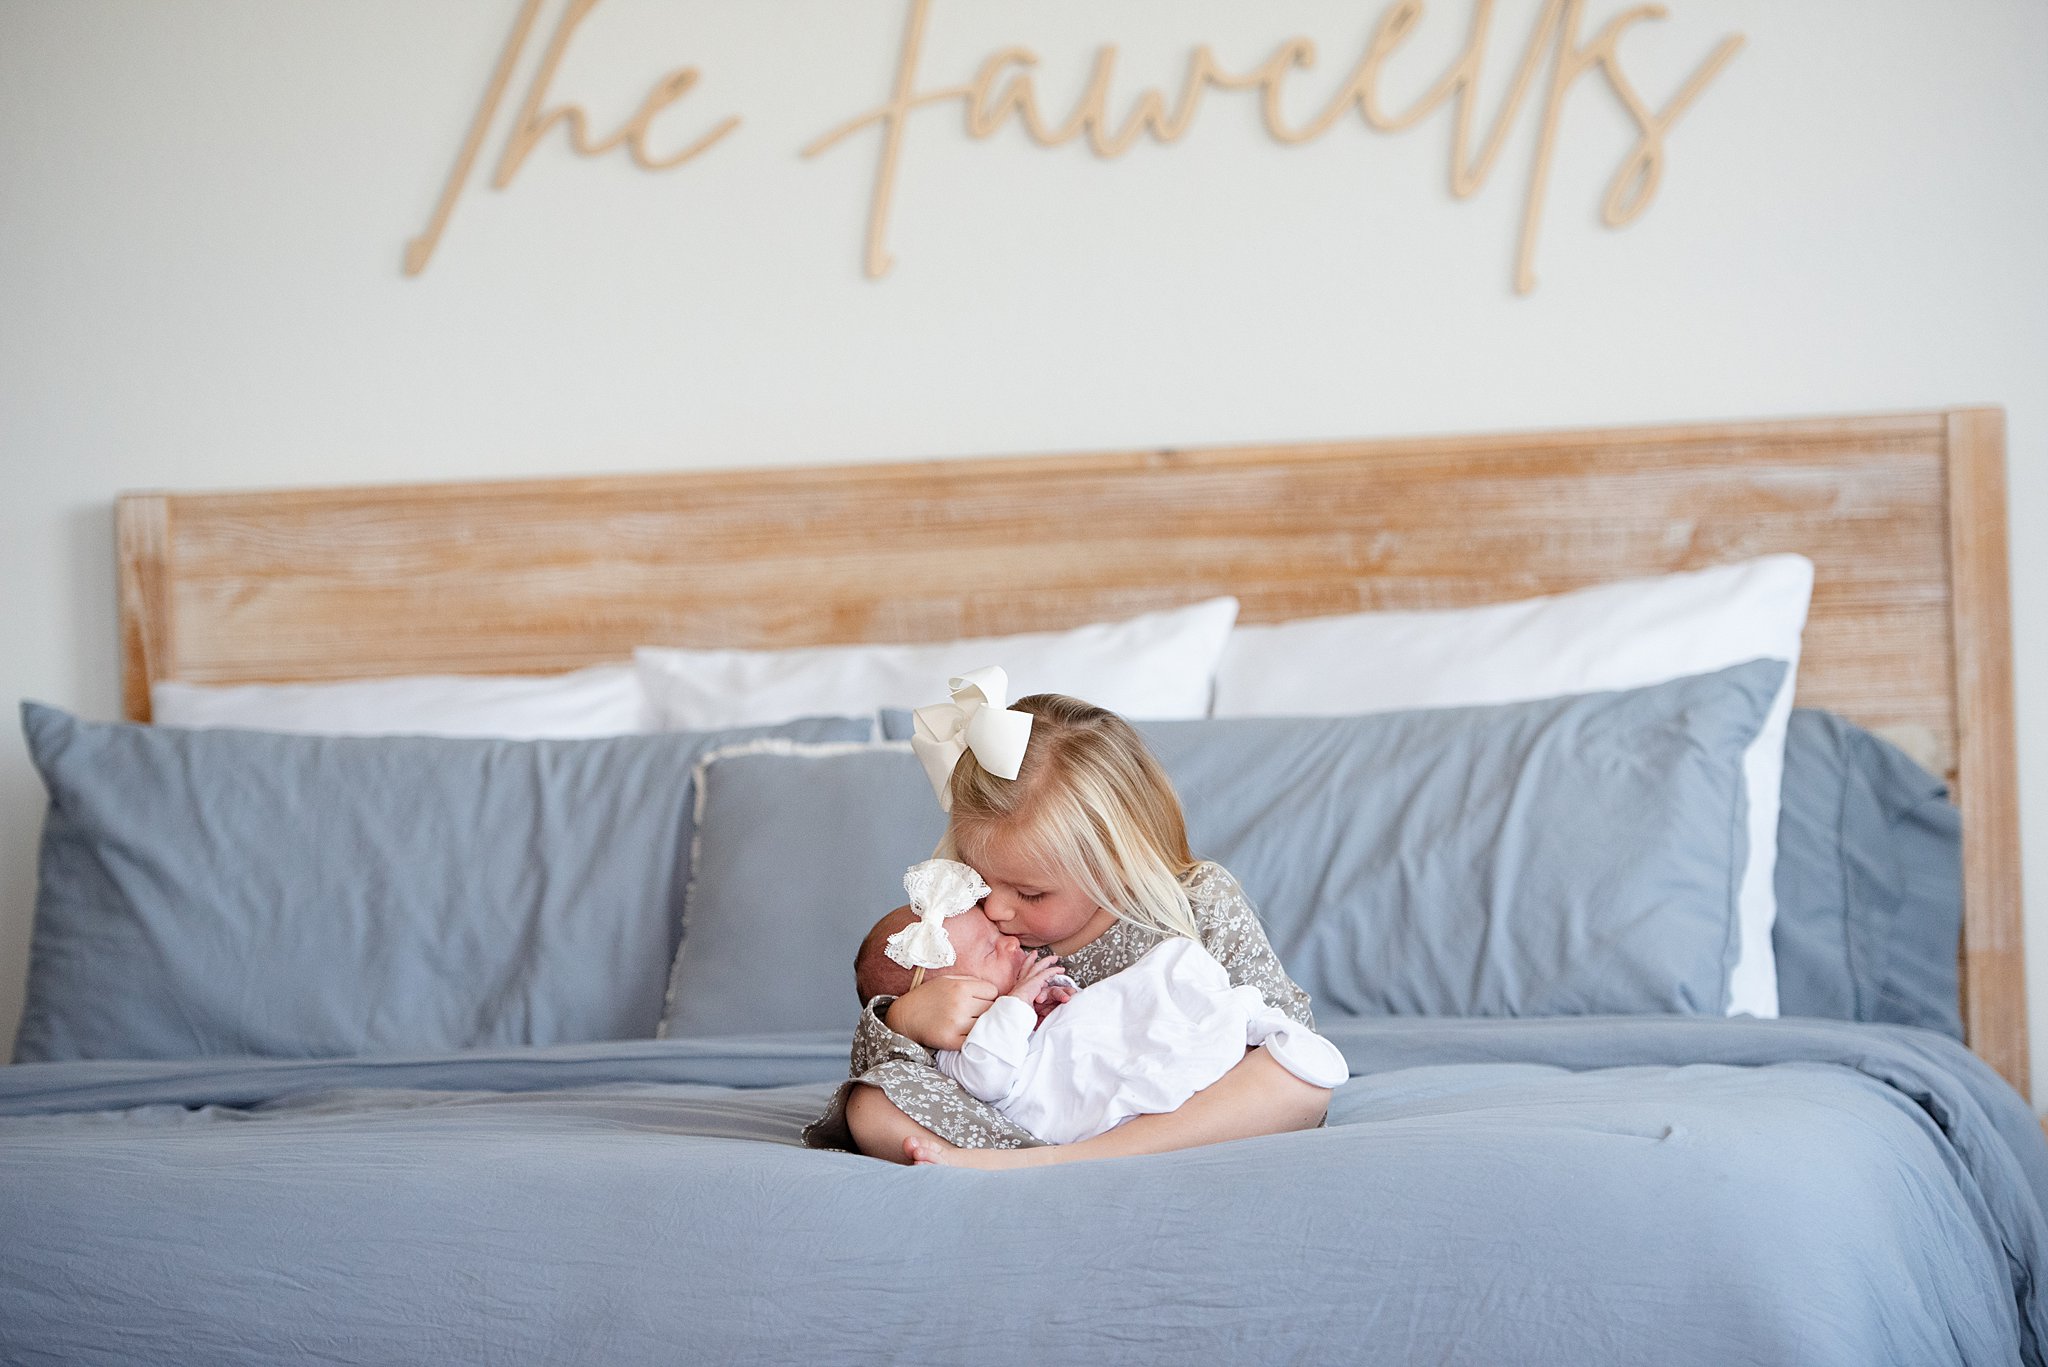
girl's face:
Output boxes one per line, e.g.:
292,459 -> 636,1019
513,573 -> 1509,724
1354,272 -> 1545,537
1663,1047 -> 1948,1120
965,832 -> 1113,952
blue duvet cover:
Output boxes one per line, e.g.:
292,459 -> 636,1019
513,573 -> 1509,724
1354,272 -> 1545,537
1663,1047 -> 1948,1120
3,1017 -> 2044,1367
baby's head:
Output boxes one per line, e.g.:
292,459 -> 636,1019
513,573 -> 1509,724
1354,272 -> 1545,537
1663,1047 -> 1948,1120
939,693 -> 1199,945
854,904 -> 1034,1004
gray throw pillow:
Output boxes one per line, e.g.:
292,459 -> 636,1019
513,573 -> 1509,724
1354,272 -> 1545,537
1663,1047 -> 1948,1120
1772,708 -> 1963,1038
678,660 -> 1781,1033
14,704 -> 871,1062
660,742 -> 946,1039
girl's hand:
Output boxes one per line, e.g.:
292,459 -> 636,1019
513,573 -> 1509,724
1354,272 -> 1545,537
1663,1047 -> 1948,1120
883,975 -> 997,1051
1006,955 -> 1065,1007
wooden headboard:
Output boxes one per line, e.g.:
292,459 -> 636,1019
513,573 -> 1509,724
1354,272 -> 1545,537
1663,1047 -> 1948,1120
116,407 -> 2027,1096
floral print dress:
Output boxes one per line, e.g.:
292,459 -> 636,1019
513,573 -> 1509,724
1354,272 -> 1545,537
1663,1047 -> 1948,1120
801,862 -> 1316,1152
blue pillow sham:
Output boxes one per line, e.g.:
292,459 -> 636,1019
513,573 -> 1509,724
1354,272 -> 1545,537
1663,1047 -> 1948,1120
1772,708 -> 1962,1038
886,688 -> 1964,1031
1141,659 -> 1782,1017
691,658 -> 1782,1032
14,704 -> 871,1062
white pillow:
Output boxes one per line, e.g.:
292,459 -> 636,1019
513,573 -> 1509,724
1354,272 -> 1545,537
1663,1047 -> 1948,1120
1213,555 -> 1815,1019
635,598 -> 1241,730
150,663 -> 649,739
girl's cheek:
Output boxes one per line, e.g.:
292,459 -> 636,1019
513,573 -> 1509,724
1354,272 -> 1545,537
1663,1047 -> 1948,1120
1004,904 -> 1053,942
1022,902 -> 1088,943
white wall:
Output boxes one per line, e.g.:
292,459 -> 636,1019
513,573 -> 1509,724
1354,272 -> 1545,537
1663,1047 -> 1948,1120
2,0 -> 2044,1086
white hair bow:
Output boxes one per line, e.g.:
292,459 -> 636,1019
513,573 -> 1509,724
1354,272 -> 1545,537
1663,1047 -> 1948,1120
885,859 -> 993,980
908,665 -> 1035,812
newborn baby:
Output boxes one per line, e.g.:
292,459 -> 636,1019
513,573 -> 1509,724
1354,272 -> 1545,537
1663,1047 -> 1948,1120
857,902 -> 1348,1145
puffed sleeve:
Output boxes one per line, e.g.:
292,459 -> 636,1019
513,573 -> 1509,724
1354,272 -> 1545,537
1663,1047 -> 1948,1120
849,994 -> 928,1074
1186,862 -> 1315,1028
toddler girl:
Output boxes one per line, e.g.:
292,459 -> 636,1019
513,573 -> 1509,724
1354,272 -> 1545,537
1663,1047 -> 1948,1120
802,681 -> 1336,1168
863,898 -> 1347,1147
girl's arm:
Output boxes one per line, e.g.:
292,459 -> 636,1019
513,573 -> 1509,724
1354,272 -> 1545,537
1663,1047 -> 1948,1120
900,1046 -> 1328,1169
847,975 -> 1001,1076
881,975 -> 999,1051
1051,1046 -> 1328,1156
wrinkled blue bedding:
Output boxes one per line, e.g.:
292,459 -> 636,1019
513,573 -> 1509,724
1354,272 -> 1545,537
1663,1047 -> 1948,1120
3,1017 -> 2043,1367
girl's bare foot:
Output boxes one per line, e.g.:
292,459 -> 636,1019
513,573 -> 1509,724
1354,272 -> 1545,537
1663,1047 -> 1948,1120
902,1134 -> 1056,1170
902,1133 -> 956,1166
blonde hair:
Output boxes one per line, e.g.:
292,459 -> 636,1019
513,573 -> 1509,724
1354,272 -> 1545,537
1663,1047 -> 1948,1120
937,694 -> 1201,942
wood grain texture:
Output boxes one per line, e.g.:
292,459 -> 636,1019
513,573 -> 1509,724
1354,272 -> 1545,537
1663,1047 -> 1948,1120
1947,408 -> 2028,1098
113,407 -> 2027,1095
116,494 -> 171,725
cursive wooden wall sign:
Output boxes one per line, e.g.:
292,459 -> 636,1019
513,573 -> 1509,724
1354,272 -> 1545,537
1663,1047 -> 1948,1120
405,0 -> 1744,294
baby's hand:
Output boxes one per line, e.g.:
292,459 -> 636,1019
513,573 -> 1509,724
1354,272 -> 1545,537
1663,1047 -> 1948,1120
1032,976 -> 1074,1026
1007,955 -> 1065,1007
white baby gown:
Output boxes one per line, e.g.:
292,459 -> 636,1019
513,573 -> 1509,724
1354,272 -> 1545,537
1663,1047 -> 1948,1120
934,936 -> 1349,1145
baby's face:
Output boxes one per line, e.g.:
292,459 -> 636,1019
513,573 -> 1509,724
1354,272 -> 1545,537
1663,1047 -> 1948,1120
942,907 -> 1034,995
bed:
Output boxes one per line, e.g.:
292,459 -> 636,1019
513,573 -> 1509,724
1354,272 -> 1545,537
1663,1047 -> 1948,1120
2,406 -> 2037,1365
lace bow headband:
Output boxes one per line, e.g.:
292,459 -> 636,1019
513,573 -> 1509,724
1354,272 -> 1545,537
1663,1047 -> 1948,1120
885,859 -> 993,989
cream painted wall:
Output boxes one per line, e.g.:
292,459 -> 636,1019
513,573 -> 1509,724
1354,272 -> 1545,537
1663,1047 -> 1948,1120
1,0 -> 2043,1086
